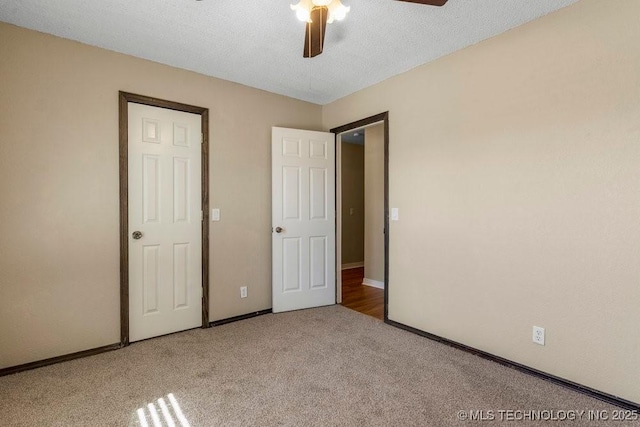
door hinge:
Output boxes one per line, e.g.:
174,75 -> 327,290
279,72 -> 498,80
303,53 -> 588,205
201,210 -> 204,222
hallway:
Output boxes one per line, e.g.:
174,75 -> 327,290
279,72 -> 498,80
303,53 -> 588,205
340,267 -> 383,320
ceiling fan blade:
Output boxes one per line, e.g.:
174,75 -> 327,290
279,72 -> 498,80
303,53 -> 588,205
303,6 -> 328,58
395,0 -> 448,6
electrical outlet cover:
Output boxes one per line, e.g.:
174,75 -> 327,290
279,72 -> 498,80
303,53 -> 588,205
533,326 -> 545,345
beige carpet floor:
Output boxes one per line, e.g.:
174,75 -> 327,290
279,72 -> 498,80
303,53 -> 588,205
0,305 -> 636,426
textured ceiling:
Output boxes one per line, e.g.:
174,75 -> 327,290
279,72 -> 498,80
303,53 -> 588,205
0,0 -> 578,105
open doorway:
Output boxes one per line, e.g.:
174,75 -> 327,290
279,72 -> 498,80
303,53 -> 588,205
332,113 -> 389,321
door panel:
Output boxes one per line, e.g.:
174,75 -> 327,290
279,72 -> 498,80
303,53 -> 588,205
142,155 -> 160,224
173,243 -> 190,309
283,167 -> 301,220
272,127 -> 336,313
283,237 -> 302,292
173,158 -> 190,223
310,236 -> 327,289
143,245 -> 160,314
129,103 -> 202,342
310,167 -> 327,220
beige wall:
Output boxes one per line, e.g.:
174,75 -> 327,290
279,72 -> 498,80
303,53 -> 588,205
341,142 -> 365,265
323,0 -> 640,404
0,23 -> 322,368
2,0 -> 639,405
364,125 -> 385,284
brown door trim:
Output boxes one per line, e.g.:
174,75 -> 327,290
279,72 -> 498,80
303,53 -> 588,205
118,91 -> 210,347
331,112 -> 390,321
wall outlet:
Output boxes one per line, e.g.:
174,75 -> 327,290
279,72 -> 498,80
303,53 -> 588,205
240,286 -> 248,299
533,326 -> 545,346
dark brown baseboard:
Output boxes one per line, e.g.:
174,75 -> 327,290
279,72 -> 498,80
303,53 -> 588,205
385,319 -> 639,411
210,309 -> 272,327
0,343 -> 121,377
0,309 -> 274,377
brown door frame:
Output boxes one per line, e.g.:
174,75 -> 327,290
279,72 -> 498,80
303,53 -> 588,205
118,91 -> 210,346
331,112 -> 389,321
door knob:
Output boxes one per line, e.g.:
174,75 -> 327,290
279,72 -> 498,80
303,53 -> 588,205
275,227 -> 284,233
132,231 -> 143,240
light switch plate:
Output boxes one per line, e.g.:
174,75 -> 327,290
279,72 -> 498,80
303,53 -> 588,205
391,208 -> 399,221
212,208 -> 220,221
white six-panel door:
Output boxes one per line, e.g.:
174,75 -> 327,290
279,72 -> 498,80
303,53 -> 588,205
272,127 -> 336,313
128,103 -> 202,342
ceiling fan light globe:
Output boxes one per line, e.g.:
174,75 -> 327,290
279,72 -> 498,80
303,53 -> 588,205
327,1 -> 349,21
291,0 -> 314,22
296,8 -> 312,22
312,0 -> 332,6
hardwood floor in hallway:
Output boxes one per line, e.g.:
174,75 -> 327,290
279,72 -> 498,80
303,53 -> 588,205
340,267 -> 384,320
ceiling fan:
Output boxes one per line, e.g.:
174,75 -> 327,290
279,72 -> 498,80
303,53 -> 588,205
292,0 -> 448,58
